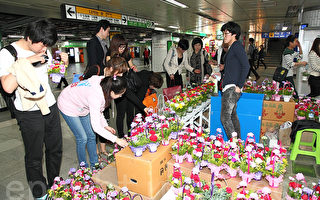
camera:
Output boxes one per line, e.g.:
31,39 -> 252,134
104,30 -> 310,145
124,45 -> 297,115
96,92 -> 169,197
32,55 -> 49,66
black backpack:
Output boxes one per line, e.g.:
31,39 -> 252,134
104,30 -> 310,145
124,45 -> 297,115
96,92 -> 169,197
0,45 -> 18,118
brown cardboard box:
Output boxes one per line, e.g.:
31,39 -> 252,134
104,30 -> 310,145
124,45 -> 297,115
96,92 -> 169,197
166,159 -> 283,200
92,164 -> 171,200
262,100 -> 295,122
260,119 -> 284,137
115,141 -> 173,197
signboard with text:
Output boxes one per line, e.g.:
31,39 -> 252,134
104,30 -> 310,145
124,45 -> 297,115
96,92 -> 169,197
262,31 -> 292,38
61,4 -> 154,29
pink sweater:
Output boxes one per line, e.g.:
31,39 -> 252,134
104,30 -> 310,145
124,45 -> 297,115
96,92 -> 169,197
58,76 -> 117,143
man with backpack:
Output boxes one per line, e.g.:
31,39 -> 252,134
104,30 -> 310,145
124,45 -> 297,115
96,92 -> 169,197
0,19 -> 68,199
247,38 -> 260,81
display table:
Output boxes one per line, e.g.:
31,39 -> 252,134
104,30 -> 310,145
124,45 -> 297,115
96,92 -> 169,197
180,98 -> 211,129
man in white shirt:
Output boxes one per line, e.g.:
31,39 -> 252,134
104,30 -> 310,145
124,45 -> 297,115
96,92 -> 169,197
0,19 -> 68,199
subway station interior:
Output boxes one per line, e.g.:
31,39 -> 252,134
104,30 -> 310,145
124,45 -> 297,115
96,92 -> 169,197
1,0 -> 320,199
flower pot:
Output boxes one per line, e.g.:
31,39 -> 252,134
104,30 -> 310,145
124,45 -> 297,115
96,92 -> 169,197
297,116 -> 306,120
50,73 -> 63,83
185,153 -> 193,163
207,163 -> 222,177
226,166 -> 238,178
273,94 -> 281,101
172,187 -> 183,196
173,154 -> 185,164
265,95 -> 271,100
286,193 -> 298,200
253,171 -> 263,181
265,175 -> 283,188
239,171 -> 255,183
170,132 -> 178,140
147,143 -> 159,153
161,139 -> 170,146
283,95 -> 292,102
130,146 -> 145,157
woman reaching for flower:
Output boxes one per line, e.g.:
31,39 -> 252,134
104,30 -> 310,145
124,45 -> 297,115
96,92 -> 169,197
57,75 -> 128,168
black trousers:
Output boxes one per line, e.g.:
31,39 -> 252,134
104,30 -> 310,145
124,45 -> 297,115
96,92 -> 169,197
56,77 -> 68,88
14,104 -> 62,198
247,59 -> 259,79
115,96 -> 135,138
257,58 -> 267,69
166,71 -> 183,88
96,106 -> 110,144
308,75 -> 320,97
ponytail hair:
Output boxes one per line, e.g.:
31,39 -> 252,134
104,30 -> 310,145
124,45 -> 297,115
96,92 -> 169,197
100,76 -> 127,107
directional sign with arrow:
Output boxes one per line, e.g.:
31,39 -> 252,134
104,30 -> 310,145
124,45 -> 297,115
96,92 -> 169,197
65,5 -> 76,19
122,15 -> 128,25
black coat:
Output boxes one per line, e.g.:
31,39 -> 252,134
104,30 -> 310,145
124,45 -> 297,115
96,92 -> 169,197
85,36 -> 106,77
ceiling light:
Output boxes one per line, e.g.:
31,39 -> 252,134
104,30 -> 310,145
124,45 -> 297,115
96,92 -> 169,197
282,26 -> 288,31
58,33 -> 75,37
8,35 -> 24,38
155,27 -> 166,31
160,0 -> 188,9
168,25 -> 179,29
81,37 -> 91,40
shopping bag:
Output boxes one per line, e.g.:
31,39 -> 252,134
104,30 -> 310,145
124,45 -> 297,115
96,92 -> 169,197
279,121 -> 292,147
142,89 -> 158,112
272,66 -> 288,82
163,85 -> 181,101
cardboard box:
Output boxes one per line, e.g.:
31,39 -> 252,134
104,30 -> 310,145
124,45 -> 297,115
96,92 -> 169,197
262,100 -> 295,122
92,164 -> 171,200
167,159 -> 283,200
260,119 -> 284,137
115,141 -> 173,197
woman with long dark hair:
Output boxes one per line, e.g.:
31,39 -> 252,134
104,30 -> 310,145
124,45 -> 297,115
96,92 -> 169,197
308,38 -> 320,97
108,34 -> 148,138
58,76 -> 128,168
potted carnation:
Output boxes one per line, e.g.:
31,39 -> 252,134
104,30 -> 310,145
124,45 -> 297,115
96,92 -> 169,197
286,173 -> 307,200
278,82 -> 294,102
146,130 -> 160,153
128,133 -> 148,157
171,139 -> 188,163
265,153 -> 288,188
296,106 -> 307,120
169,163 -> 185,195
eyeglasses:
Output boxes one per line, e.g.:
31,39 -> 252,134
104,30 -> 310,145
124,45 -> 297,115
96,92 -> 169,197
223,32 -> 232,36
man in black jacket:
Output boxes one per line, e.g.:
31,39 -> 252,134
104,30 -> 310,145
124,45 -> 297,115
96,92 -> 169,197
220,21 -> 250,139
84,20 -> 110,78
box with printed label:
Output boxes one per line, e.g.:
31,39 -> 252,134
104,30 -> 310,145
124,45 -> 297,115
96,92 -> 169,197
115,141 -> 173,197
262,100 -> 295,122
92,163 -> 170,200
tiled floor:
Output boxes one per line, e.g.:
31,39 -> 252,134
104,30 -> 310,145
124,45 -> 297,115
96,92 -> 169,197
0,59 -> 319,199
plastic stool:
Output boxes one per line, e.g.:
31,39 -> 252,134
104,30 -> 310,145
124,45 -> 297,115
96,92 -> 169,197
290,129 -> 320,165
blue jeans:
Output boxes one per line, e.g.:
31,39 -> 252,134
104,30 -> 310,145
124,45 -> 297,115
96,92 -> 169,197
221,87 -> 241,139
60,112 -> 98,167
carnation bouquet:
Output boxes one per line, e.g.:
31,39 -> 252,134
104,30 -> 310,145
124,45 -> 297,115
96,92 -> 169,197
48,59 -> 68,83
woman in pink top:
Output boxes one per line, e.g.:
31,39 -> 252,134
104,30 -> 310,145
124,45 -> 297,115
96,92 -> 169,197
58,75 -> 128,168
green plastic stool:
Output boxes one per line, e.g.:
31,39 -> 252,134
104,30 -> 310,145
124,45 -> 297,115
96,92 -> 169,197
290,129 -> 320,165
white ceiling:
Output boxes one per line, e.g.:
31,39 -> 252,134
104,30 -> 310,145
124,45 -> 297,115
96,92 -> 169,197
0,0 -> 319,39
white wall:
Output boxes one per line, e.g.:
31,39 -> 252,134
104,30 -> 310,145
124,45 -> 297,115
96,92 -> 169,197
151,33 -> 171,72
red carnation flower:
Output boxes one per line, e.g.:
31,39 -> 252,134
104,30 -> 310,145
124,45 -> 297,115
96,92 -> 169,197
226,187 -> 232,193
301,194 -> 308,200
214,154 -> 221,159
203,184 -> 210,190
216,184 -> 221,188
123,197 -> 130,200
195,148 -> 202,152
172,171 -> 181,179
149,134 -> 158,142
149,130 -> 156,135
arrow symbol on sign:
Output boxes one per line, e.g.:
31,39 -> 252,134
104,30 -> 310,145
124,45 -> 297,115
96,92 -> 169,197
67,7 -> 75,17
122,16 -> 127,23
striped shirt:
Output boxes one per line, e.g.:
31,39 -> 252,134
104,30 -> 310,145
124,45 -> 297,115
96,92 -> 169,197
308,50 -> 320,76
281,48 -> 302,77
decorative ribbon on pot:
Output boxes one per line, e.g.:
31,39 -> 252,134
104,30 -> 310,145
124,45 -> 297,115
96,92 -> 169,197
210,172 -> 215,198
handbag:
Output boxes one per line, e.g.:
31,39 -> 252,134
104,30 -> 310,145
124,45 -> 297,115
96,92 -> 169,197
163,85 -> 181,101
272,66 -> 288,82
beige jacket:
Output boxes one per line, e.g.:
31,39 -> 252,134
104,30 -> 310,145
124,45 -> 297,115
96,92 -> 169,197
8,58 -> 50,115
